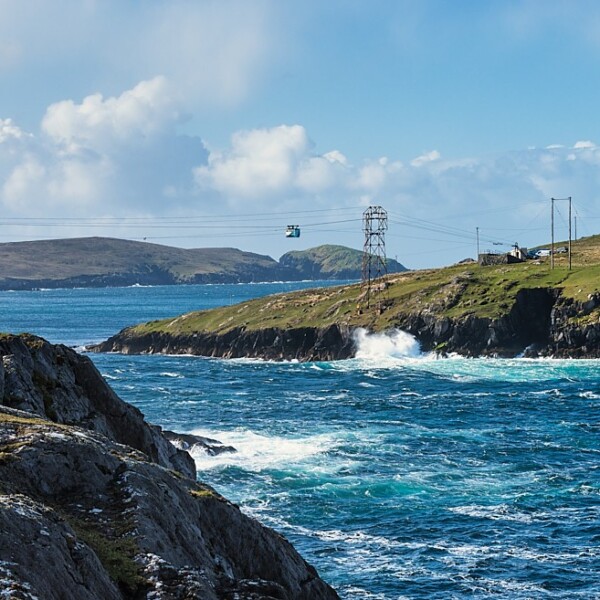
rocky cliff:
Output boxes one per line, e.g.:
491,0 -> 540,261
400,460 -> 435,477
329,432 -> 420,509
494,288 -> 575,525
0,334 -> 339,599
91,288 -> 600,360
93,324 -> 356,362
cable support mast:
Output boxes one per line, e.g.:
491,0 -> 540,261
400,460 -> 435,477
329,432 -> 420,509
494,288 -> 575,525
360,206 -> 388,313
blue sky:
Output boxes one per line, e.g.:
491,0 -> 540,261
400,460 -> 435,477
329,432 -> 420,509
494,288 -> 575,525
1,0 -> 599,268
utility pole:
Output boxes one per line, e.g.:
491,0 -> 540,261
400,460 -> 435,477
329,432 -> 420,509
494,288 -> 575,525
476,227 -> 480,260
568,196 -> 572,271
550,196 -> 573,270
551,197 -> 555,269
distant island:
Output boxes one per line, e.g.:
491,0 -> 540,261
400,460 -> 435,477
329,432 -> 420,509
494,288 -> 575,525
0,237 -> 407,290
92,235 -> 600,360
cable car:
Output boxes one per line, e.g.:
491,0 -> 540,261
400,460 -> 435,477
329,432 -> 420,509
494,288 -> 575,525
285,225 -> 301,238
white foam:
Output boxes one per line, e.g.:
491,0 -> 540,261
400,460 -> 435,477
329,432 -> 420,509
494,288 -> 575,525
189,427 -> 337,472
353,328 -> 421,361
448,504 -> 534,523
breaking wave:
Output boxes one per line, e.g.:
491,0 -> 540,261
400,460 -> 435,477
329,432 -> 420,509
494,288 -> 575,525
353,327 -> 421,360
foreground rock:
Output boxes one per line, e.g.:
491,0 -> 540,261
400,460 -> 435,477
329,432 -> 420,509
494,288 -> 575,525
0,333 -> 194,477
0,334 -> 339,599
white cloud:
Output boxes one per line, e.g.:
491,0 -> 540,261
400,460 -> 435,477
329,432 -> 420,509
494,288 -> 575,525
196,125 -> 317,197
0,79 -> 207,220
0,118 -> 30,143
323,150 -> 348,166
41,77 -> 179,149
410,150 -> 441,167
573,140 -> 596,149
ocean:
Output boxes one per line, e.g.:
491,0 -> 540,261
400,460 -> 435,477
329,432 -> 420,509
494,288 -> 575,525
2,283 -> 600,599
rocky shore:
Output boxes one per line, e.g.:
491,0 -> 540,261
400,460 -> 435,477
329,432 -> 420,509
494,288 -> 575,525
0,334 -> 339,599
93,324 -> 356,362
91,289 -> 600,360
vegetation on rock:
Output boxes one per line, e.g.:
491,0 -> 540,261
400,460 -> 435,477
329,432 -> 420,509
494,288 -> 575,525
95,235 -> 600,359
279,244 -> 407,279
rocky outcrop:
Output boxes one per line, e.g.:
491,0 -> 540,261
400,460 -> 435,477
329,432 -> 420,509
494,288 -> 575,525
535,292 -> 600,358
0,335 -> 339,599
0,333 -> 194,478
92,324 -> 357,362
163,429 -> 237,456
397,288 -> 559,357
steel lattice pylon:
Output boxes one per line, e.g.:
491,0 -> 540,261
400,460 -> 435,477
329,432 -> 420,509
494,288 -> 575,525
361,206 -> 388,312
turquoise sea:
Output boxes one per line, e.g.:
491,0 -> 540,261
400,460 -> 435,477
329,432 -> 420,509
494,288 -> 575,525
2,283 -> 600,599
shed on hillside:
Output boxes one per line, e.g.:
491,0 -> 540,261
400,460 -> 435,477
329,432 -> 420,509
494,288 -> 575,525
478,252 -> 524,266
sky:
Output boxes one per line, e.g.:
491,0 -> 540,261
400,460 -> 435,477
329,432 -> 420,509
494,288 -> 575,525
1,0 -> 600,269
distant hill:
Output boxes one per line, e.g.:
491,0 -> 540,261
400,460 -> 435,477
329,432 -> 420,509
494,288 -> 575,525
279,244 -> 407,280
0,237 -> 291,290
0,237 -> 405,290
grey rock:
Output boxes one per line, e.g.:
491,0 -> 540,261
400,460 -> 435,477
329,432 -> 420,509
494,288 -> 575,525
0,405 -> 339,599
0,334 -> 195,478
0,335 -> 339,598
91,324 -> 356,362
164,429 -> 237,456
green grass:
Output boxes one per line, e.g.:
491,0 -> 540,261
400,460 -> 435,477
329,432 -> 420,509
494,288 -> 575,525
128,252 -> 600,338
189,486 -> 218,500
70,520 -> 144,594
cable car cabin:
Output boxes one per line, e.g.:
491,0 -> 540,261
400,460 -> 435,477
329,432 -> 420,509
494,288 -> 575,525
285,225 -> 301,238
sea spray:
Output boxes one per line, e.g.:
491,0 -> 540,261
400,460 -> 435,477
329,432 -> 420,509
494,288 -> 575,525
353,327 -> 421,360
188,428 -> 338,472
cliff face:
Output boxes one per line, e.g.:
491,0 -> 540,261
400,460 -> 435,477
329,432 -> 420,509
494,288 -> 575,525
397,288 -> 560,357
0,335 -> 339,599
538,292 -> 600,358
93,324 -> 356,362
91,288 -> 600,360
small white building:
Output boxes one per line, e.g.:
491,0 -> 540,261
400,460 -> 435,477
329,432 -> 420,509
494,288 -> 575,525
508,243 -> 527,262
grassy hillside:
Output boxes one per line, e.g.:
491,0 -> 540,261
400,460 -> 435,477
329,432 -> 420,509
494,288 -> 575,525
131,234 -> 600,337
279,244 -> 407,279
0,237 -> 280,281
0,237 -> 401,288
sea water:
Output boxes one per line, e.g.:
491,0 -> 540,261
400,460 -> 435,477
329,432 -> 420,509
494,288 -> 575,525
1,283 -> 600,599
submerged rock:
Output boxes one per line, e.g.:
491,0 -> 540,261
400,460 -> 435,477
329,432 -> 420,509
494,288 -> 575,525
0,334 -> 339,599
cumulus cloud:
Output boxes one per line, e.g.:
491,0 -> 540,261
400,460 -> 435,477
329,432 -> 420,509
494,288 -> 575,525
195,124 -> 349,199
0,79 -> 207,222
410,150 -> 441,167
41,77 -> 180,149
0,118 -> 31,143
573,140 -> 596,149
